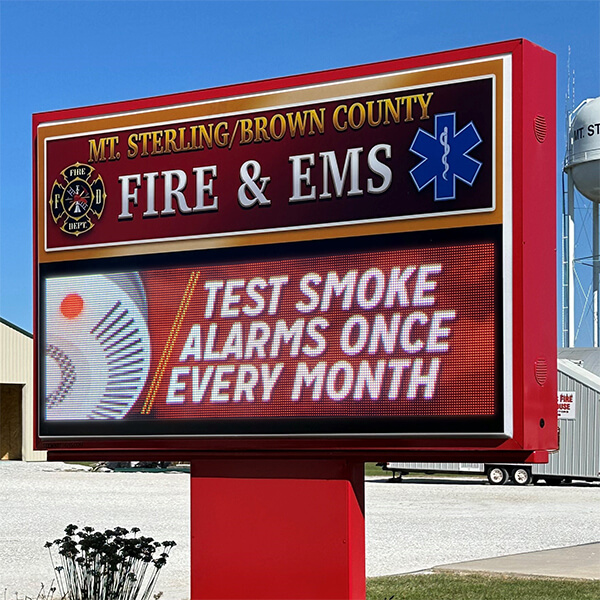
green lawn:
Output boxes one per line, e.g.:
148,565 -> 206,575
365,462 -> 391,477
366,572 -> 600,600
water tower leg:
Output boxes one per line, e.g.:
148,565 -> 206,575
566,175 -> 575,347
594,202 -> 600,347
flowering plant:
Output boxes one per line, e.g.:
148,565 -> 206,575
44,525 -> 175,600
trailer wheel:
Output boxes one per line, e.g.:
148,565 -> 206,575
487,466 -> 509,485
511,467 -> 532,486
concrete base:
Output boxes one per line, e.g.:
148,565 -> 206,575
436,542 -> 600,580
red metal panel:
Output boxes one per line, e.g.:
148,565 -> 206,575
511,40 -> 558,451
190,460 -> 365,600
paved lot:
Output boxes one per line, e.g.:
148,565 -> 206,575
1,463 -> 599,598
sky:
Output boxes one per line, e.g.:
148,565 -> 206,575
1,0 -> 599,341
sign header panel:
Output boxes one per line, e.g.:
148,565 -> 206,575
42,76 -> 495,253
37,55 -> 506,264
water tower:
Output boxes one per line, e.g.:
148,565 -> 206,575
563,96 -> 600,346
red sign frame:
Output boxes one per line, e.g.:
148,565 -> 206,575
33,39 -> 557,461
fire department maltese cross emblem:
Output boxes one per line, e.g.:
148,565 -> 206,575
49,163 -> 106,236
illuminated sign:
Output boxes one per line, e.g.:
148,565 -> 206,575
34,40 -> 557,454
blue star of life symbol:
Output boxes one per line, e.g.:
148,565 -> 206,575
409,112 -> 482,201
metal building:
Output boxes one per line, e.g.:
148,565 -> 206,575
0,318 -> 46,461
549,349 -> 600,481
385,349 -> 600,484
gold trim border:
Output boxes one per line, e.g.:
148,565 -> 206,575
141,271 -> 200,414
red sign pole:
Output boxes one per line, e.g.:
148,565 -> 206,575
190,458 -> 365,600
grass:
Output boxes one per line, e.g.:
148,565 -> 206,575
365,463 -> 391,477
366,572 -> 600,600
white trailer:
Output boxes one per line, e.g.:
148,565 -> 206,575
384,354 -> 600,485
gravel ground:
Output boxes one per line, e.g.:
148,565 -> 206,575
365,474 -> 600,577
0,462 -> 190,600
1,463 -> 599,598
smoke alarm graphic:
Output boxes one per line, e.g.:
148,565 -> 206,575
45,273 -> 151,420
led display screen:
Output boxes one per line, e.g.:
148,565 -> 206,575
40,229 -> 502,438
